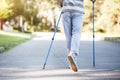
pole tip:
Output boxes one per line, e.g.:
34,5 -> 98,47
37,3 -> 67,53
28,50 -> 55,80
93,64 -> 95,68
42,63 -> 46,69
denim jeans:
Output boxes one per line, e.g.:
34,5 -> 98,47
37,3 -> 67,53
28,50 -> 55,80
62,12 -> 84,54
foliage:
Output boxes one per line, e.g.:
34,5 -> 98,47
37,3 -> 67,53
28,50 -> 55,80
99,0 -> 120,33
83,0 -> 120,34
0,0 -> 120,33
10,0 -> 25,17
83,0 -> 104,32
0,0 -> 13,20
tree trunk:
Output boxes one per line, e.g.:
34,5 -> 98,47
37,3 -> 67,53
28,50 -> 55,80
0,18 -> 3,30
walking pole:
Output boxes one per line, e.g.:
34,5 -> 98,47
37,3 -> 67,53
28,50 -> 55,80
42,12 -> 62,69
91,0 -> 96,67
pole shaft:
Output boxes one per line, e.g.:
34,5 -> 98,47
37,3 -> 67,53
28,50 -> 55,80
42,12 -> 62,69
92,1 -> 95,67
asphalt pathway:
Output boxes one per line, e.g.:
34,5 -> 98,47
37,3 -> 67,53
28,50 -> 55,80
0,32 -> 120,80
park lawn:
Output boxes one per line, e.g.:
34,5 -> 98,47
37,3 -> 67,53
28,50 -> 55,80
0,34 -> 30,52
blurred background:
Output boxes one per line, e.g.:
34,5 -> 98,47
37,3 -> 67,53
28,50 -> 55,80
0,0 -> 119,34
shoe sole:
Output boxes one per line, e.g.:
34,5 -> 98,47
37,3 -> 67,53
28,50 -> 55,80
68,55 -> 78,72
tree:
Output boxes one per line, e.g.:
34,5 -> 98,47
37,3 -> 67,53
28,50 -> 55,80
83,0 -> 104,32
96,0 -> 120,33
0,0 -> 13,20
0,0 -> 13,30
9,0 -> 26,18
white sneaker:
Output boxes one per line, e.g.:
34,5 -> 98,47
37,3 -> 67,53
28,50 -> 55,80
68,52 -> 78,72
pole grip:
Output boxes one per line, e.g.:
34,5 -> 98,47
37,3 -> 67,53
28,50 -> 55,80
91,0 -> 96,3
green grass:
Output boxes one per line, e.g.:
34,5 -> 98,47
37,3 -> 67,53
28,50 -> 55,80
0,34 -> 30,52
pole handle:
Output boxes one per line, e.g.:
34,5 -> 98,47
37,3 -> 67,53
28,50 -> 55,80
91,0 -> 96,3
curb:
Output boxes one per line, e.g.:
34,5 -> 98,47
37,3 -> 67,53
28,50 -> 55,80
104,37 -> 120,43
0,47 -> 5,53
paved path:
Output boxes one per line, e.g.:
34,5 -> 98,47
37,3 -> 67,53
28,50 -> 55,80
0,32 -> 120,80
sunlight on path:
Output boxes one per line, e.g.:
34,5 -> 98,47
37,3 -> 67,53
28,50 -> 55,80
32,32 -> 104,41
0,67 -> 120,80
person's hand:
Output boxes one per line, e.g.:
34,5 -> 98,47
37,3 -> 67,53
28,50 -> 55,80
59,0 -> 63,7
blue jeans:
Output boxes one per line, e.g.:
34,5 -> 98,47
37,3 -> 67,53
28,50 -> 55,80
62,12 -> 84,54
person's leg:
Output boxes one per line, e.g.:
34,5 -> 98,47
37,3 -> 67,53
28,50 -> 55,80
71,12 -> 84,54
68,12 -> 84,72
62,12 -> 72,53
